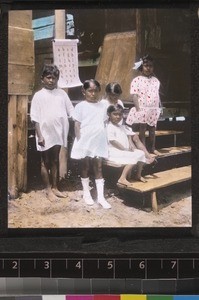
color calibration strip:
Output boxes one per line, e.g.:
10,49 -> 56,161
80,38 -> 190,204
1,295 -> 199,300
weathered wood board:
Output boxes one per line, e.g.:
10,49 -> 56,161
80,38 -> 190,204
8,11 -> 35,95
95,31 -> 136,101
117,166 -> 191,193
8,11 -> 34,197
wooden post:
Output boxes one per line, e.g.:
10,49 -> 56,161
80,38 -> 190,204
151,191 -> 158,213
135,9 -> 145,59
8,11 -> 34,198
54,10 -> 68,180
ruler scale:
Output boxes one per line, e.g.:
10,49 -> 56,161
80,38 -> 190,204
0,256 -> 199,279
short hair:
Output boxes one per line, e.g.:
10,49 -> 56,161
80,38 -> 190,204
138,54 -> 154,71
107,104 -> 124,115
41,64 -> 60,79
82,79 -> 101,91
105,82 -> 122,95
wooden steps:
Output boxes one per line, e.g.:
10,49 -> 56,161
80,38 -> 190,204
117,166 -> 191,212
117,166 -> 191,193
135,130 -> 183,147
153,146 -> 191,156
138,130 -> 183,137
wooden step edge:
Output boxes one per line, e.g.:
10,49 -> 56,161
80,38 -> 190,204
135,130 -> 184,137
117,166 -> 191,193
155,146 -> 191,157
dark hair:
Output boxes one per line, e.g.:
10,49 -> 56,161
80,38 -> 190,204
41,64 -> 60,79
105,82 -> 122,95
82,79 -> 101,91
107,104 -> 124,115
138,54 -> 154,71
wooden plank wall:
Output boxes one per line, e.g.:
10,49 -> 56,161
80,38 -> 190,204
8,11 -> 34,199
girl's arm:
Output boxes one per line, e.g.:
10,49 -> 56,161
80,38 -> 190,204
34,122 -> 45,147
109,140 -> 129,151
74,121 -> 81,140
128,136 -> 136,151
132,94 -> 140,111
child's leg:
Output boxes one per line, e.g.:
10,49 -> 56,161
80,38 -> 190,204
132,134 -> 155,163
93,157 -> 111,209
80,157 -> 90,178
41,150 -> 58,201
118,164 -> 134,186
148,126 -> 160,155
80,157 -> 94,205
139,123 -> 147,146
51,145 -> 67,198
135,161 -> 147,182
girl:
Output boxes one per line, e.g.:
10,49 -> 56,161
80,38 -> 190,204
30,64 -> 74,201
126,55 -> 161,155
107,104 -> 154,186
103,82 -> 155,162
101,82 -> 124,111
71,79 -> 111,209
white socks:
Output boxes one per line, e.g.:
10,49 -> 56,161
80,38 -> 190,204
95,178 -> 111,209
81,178 -> 111,209
81,177 -> 94,205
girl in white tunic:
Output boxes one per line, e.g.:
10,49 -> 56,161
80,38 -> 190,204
71,79 -> 111,209
101,82 -> 124,114
107,104 -> 153,187
30,64 -> 74,201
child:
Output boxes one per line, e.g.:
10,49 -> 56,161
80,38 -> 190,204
126,55 -> 161,155
101,82 -> 124,110
102,82 -> 154,162
30,64 -> 74,201
107,104 -> 154,186
71,79 -> 111,209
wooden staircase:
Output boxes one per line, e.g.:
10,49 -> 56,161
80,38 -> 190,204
103,122 -> 191,212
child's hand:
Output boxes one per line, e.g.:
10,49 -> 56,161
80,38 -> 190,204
38,137 -> 45,147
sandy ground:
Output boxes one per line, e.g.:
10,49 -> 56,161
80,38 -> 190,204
8,177 -> 191,228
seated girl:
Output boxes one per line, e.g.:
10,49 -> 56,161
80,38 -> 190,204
106,104 -> 155,187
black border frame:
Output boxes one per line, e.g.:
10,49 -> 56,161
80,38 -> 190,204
0,0 -> 199,248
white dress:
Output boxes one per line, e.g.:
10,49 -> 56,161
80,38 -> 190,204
100,98 -> 124,112
106,122 -> 146,165
71,101 -> 108,159
30,88 -> 74,151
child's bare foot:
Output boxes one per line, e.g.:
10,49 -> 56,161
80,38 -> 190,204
135,176 -> 147,183
146,156 -> 155,164
46,190 -> 59,202
118,179 -> 132,187
151,150 -> 161,156
52,188 -> 67,198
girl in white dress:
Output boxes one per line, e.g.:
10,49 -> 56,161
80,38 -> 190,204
126,55 -> 161,155
71,79 -> 111,209
30,64 -> 74,201
101,82 -> 124,112
107,104 -> 154,187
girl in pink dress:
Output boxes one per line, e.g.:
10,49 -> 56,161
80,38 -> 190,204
126,55 -> 161,155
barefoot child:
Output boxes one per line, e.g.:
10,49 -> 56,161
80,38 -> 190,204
107,104 -> 154,186
126,54 -> 161,155
103,82 -> 154,162
71,79 -> 111,209
30,64 -> 74,201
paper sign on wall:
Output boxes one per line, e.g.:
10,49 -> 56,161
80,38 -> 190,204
53,39 -> 82,88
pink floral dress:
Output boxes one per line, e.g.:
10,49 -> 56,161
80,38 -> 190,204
126,75 -> 161,127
